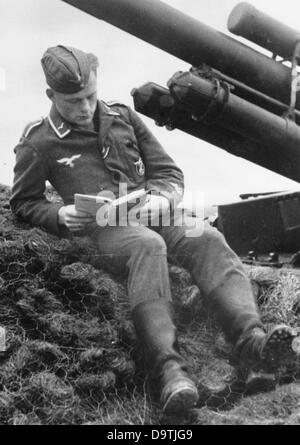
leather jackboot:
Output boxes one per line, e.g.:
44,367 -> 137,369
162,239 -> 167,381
233,324 -> 297,372
132,299 -> 199,415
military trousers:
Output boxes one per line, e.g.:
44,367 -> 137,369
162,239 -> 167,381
89,216 -> 263,345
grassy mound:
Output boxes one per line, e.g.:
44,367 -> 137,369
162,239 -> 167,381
0,184 -> 299,425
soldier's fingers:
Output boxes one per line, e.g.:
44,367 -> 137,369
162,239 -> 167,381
73,218 -> 95,224
65,209 -> 91,219
74,210 -> 93,218
67,223 -> 84,228
67,216 -> 94,223
68,225 -> 86,232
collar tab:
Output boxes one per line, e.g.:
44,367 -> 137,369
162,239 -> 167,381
48,106 -> 72,139
102,100 -> 122,116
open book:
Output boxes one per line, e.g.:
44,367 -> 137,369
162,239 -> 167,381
74,189 -> 149,217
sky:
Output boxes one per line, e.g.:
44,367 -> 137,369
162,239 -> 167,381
1,0 -> 300,207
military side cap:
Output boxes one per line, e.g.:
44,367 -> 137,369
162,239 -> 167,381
41,45 -> 98,94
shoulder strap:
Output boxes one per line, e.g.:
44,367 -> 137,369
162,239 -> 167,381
22,118 -> 44,138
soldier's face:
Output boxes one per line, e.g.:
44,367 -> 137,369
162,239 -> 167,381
50,71 -> 98,127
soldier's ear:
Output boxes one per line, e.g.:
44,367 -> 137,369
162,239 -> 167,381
46,89 -> 54,101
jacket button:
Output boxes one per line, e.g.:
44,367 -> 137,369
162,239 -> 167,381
113,172 -> 121,182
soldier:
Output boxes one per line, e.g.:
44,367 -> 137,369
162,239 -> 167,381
10,45 -> 297,415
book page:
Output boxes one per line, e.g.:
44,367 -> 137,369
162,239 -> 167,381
74,194 -> 113,216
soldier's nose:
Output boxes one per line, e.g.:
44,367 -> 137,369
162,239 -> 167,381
80,99 -> 90,113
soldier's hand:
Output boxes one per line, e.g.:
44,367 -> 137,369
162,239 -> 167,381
138,195 -> 169,225
58,205 -> 94,232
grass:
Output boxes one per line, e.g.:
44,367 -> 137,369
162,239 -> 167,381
0,184 -> 299,425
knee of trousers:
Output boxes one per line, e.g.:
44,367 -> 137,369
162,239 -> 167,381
188,224 -> 228,253
132,231 -> 168,257
203,225 -> 228,245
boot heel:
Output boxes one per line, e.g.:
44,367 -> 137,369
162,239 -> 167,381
161,380 -> 199,415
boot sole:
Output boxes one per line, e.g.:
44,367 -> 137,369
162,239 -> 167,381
261,325 -> 297,366
162,382 -> 199,415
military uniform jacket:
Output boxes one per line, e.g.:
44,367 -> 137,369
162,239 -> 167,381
10,100 -> 184,236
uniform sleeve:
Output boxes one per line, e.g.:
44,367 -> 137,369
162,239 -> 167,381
10,142 -> 66,236
127,107 -> 184,209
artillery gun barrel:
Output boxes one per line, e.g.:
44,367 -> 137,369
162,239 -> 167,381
168,72 -> 300,182
62,0 -> 300,109
228,2 -> 300,60
198,67 -> 300,124
131,83 -> 279,175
